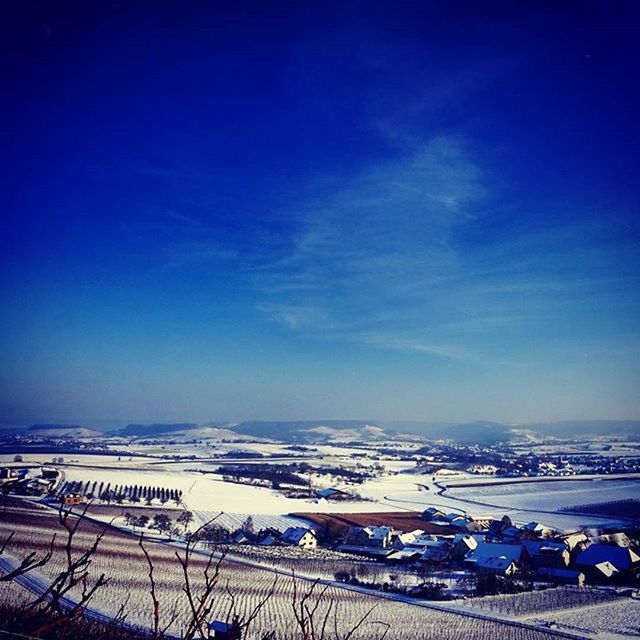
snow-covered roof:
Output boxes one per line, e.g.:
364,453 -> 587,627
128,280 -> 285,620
281,526 -> 314,544
453,534 -> 478,550
522,540 -> 567,557
363,526 -> 393,539
523,521 -> 552,533
316,487 -> 348,498
536,568 -> 584,581
593,561 -> 619,578
387,549 -> 422,561
465,543 -> 523,569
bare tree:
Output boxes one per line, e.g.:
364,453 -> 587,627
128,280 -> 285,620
0,530 -> 54,582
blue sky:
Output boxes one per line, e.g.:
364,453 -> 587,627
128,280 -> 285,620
1,1 -> 639,426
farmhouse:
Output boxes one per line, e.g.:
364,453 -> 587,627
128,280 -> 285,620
418,540 -> 451,564
421,507 -> 446,521
280,527 -> 317,550
338,525 -> 396,557
451,534 -> 478,560
229,531 -> 249,544
208,620 -> 241,640
535,567 -> 586,586
315,487 -> 350,501
575,543 -> 640,574
522,540 -> 570,569
522,521 -> 555,538
556,531 -> 588,550
392,529 -> 433,550
464,543 -> 525,576
345,525 -> 394,549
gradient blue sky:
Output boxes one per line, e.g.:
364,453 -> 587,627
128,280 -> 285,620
1,1 -> 639,426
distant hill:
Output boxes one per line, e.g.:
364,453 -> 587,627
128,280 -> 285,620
229,421 -> 389,442
27,424 -> 103,438
118,423 -> 198,437
16,418 -> 637,445
381,420 -> 512,445
525,420 -> 640,437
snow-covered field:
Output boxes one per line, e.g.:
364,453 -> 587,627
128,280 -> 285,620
0,453 -> 158,467
526,597 -> 640,638
445,478 -> 640,512
356,472 -> 640,529
192,511 -> 308,532
60,465 -> 398,516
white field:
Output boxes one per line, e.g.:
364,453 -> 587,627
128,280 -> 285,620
357,472 -> 640,530
0,453 -> 159,467
59,465 -> 399,515
526,598 -> 640,639
445,478 -> 640,511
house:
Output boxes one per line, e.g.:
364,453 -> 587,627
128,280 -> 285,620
280,527 -> 317,550
315,488 -> 350,501
257,533 -> 279,546
522,540 -> 570,569
386,548 -> 423,563
451,534 -> 479,560
0,467 -> 20,480
522,522 -> 555,538
392,530 -> 431,550
576,544 -> 640,574
421,507 -> 446,521
535,567 -> 586,586
418,540 -> 451,564
465,543 -> 525,576
345,526 -> 394,549
229,531 -> 249,545
208,620 -> 241,640
556,531 -> 588,551
487,515 -> 513,541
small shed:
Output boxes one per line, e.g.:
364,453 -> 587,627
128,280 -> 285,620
208,620 -> 241,640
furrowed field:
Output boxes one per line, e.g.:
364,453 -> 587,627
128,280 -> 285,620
0,500 -> 576,640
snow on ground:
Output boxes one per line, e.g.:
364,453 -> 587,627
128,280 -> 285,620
0,453 -> 158,467
192,511 -> 308,532
525,597 -> 640,638
357,472 -> 639,529
446,478 -> 640,511
60,466 -> 398,516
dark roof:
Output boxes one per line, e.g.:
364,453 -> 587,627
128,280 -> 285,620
535,568 -> 584,581
576,544 -> 640,571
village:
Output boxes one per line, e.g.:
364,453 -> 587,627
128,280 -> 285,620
216,505 -> 640,596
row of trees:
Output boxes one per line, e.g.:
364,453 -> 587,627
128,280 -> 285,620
61,481 -> 183,506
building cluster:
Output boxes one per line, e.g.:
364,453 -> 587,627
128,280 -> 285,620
333,508 -> 640,587
229,526 -> 318,550
0,466 -> 61,496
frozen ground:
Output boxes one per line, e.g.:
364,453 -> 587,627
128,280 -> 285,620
0,453 -> 158,467
445,478 -> 640,511
526,597 -> 640,639
357,472 -> 640,529
60,465 -> 398,516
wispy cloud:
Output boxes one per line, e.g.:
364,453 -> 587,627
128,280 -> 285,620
253,136 -> 485,358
